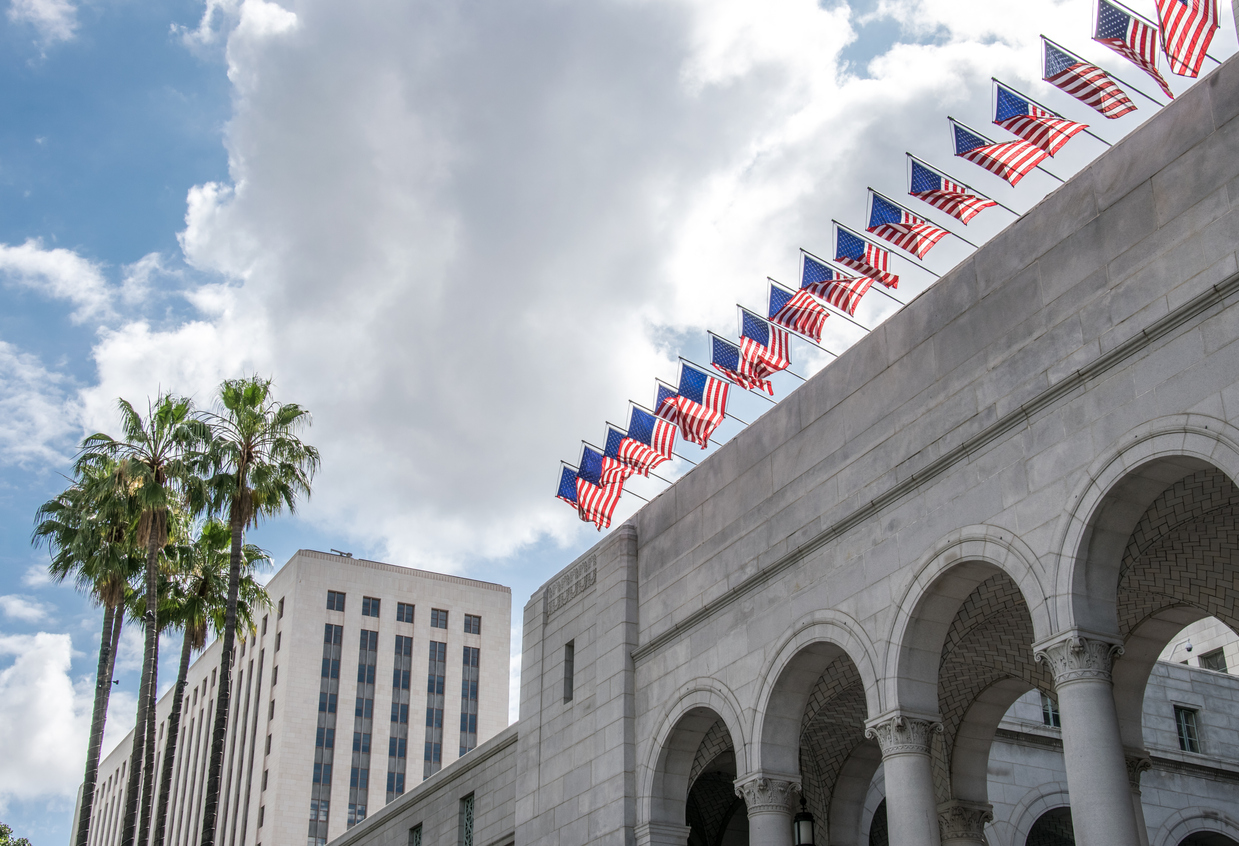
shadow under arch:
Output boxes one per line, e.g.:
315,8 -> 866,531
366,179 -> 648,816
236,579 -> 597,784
950,677 -> 1043,806
639,680 -> 748,833
1154,808 -> 1239,846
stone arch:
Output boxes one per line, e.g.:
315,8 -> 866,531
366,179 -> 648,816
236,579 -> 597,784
828,739 -> 883,846
949,677 -> 1036,806
640,680 -> 748,833
1153,808 -> 1239,846
1051,415 -> 1239,635
1006,784 -> 1071,846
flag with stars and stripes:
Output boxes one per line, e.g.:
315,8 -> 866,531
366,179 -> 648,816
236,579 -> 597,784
711,335 -> 768,393
1156,0 -> 1219,77
556,465 -> 579,507
866,192 -> 949,259
769,283 -> 829,342
836,228 -> 899,288
614,406 -> 676,477
1095,0 -> 1174,97
994,83 -> 1089,155
740,310 -> 790,394
1043,38 -> 1137,118
600,428 -> 637,485
576,446 -> 624,529
801,253 -> 873,315
952,120 -> 1049,186
908,158 -> 997,224
656,365 -> 729,448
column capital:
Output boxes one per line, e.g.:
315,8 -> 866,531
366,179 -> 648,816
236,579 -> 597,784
733,772 -> 800,815
1124,748 -> 1153,790
937,800 -> 993,844
864,711 -> 942,757
1033,631 -> 1124,685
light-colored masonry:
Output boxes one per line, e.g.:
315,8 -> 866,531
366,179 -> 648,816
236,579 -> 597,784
336,52 -> 1239,846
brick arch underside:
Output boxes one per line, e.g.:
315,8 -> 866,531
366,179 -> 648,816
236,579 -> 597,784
933,572 -> 1054,803
687,722 -> 743,846
1116,467 -> 1239,638
798,656 -> 867,829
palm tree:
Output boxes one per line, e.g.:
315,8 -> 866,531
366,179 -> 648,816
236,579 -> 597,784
197,377 -> 318,846
77,395 -> 207,846
151,520 -> 270,846
32,459 -> 144,846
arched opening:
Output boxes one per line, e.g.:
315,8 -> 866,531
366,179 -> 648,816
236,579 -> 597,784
1026,806 -> 1074,845
1179,834 -> 1239,846
648,704 -> 747,843
867,799 -> 887,846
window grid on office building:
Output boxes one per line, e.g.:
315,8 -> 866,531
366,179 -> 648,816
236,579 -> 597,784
430,608 -> 448,629
387,635 -> 414,801
361,596 -> 381,618
459,647 -> 479,756
396,602 -> 415,624
348,629 -> 378,829
423,641 -> 447,779
326,591 -> 346,612
310,624 -> 343,846
1175,706 -> 1201,752
463,614 -> 481,635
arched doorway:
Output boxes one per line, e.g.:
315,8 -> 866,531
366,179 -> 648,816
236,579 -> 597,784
685,720 -> 747,846
1179,834 -> 1239,846
1026,807 -> 1074,846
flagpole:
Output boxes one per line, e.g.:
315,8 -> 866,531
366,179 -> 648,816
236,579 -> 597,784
773,273 -> 873,333
869,187 -> 981,248
624,489 -> 651,503
949,116 -> 1068,184
1042,35 -> 1169,107
907,154 -> 1022,216
835,219 -> 941,282
798,249 -> 907,308
991,78 -> 1114,148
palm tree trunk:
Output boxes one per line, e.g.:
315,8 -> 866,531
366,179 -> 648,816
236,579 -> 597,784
137,652 -> 160,846
120,529 -> 162,846
198,513 -> 243,846
152,633 -> 193,846
73,602 -> 118,846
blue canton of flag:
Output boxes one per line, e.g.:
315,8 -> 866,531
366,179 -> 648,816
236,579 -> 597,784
836,228 -> 899,289
800,253 -> 871,315
710,335 -> 758,390
601,427 -> 635,485
1095,0 -> 1174,97
908,158 -> 996,224
740,310 -> 789,395
866,192 -> 948,259
556,466 -> 579,506
951,119 -> 1048,186
993,84 -> 1088,155
768,283 -> 829,342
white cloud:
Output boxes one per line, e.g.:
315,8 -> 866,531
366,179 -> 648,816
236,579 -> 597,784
0,338 -> 77,466
0,596 -> 53,623
0,239 -> 111,323
7,0 -> 77,45
22,564 -> 53,588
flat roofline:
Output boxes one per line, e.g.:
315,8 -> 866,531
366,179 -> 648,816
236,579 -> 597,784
292,548 -> 511,593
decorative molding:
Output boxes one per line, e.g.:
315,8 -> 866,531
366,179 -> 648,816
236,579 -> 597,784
1034,633 -> 1123,685
1125,751 -> 1153,790
733,773 -> 800,815
864,714 -> 942,757
938,801 -> 993,843
543,555 -> 597,619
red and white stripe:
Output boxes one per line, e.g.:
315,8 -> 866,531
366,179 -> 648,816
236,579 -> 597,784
1157,0 -> 1218,78
803,274 -> 873,316
771,289 -> 830,342
617,437 -> 670,477
576,477 -> 623,529
836,245 -> 899,289
996,106 -> 1089,156
599,456 -> 635,486
1046,63 -> 1137,118
912,178 -> 996,224
867,211 -> 949,259
656,395 -> 725,449
1097,17 -> 1174,97
956,139 -> 1050,186
713,360 -> 770,395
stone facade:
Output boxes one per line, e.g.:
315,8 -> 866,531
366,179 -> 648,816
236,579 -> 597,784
337,52 -> 1239,846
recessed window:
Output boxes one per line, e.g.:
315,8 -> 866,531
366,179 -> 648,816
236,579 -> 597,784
262,769 -> 268,791
1175,706 -> 1201,752
1199,648 -> 1228,673
408,825 -> 422,846
563,641 -> 575,703
464,614 -> 481,635
1040,693 -> 1061,728
275,632 -> 282,652
327,591 -> 346,612
431,609 -> 449,629
396,602 -> 414,623
265,734 -> 272,755
278,597 -> 285,618
362,596 -> 381,617
262,615 -> 268,635
258,806 -> 264,828
271,666 -> 278,686
269,700 -> 275,720
459,794 -> 474,846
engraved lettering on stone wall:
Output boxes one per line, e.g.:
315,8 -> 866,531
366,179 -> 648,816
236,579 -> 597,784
544,555 -> 597,619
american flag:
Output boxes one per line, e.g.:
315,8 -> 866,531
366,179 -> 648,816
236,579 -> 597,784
836,228 -> 899,289
994,84 -> 1089,155
600,428 -> 637,485
656,366 -> 729,448
617,406 -> 675,476
711,335 -> 768,393
556,465 -> 579,507
867,192 -> 948,259
740,310 -> 790,392
952,120 -> 1049,186
908,158 -> 997,224
1043,38 -> 1138,118
769,284 -> 829,342
1156,0 -> 1219,78
1095,0 -> 1174,97
576,446 -> 624,529
801,253 -> 873,315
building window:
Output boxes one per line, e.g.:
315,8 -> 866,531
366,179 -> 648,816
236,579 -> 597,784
258,806 -> 265,828
262,615 -> 268,635
265,734 -> 272,755
563,641 -> 575,703
459,794 -> 474,846
423,640 -> 447,779
262,769 -> 268,791
348,804 -> 367,826
1040,693 -> 1061,728
1199,648 -> 1228,673
278,597 -> 285,618
269,700 -> 276,720
464,614 -> 481,635
349,629 -> 378,826
397,602 -> 414,623
408,825 -> 422,846
460,647 -> 479,756
272,666 -> 278,686
1175,706 -> 1201,752
362,596 -> 381,617
276,632 -> 282,652
327,590 -> 346,612
430,609 -> 449,629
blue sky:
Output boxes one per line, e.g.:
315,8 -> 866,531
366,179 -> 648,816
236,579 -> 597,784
0,0 -> 1233,843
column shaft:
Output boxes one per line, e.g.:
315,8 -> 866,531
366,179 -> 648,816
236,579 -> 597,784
734,774 -> 798,846
865,715 -> 942,846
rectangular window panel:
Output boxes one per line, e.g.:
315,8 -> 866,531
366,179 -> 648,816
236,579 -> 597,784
327,590 -> 346,612
1175,706 -> 1201,752
362,596 -> 381,617
430,609 -> 448,629
1040,693 -> 1061,728
563,641 -> 575,703
464,614 -> 481,635
460,794 -> 474,846
1199,648 -> 1228,673
278,597 -> 285,618
409,825 -> 422,846
397,603 -> 414,623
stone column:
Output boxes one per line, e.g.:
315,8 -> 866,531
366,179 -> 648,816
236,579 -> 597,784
937,800 -> 993,846
1125,749 -> 1153,846
865,713 -> 943,846
1034,632 -> 1141,846
634,822 -> 691,846
734,773 -> 799,846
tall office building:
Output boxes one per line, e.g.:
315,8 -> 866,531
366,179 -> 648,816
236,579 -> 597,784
75,549 -> 511,846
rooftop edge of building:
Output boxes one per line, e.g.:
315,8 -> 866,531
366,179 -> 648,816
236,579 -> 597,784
290,548 -> 512,593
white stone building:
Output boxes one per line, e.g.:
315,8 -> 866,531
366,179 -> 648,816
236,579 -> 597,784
324,48 -> 1239,846
76,549 -> 511,846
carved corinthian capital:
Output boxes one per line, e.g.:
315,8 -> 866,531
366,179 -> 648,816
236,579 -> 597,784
937,801 -> 993,844
1034,633 -> 1123,685
864,713 -> 942,757
733,773 -> 800,815
1125,750 -> 1153,789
